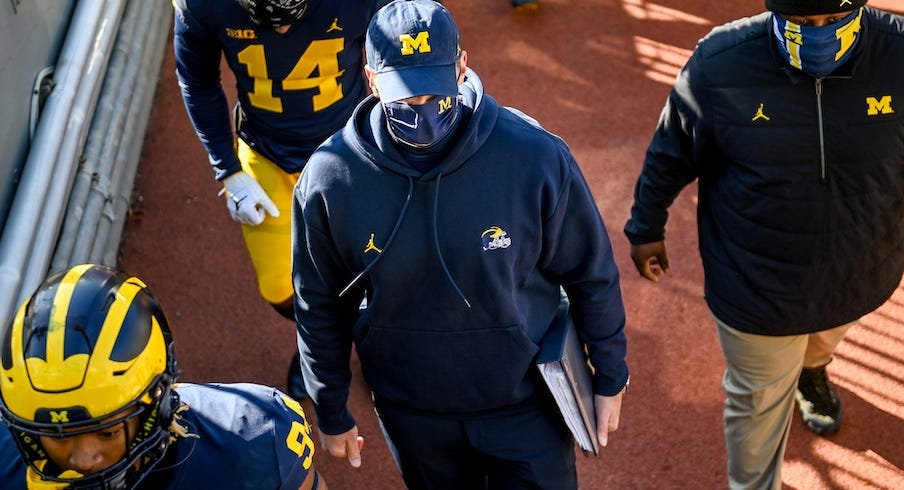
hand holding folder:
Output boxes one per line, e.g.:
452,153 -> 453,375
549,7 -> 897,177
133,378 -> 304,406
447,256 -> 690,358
536,302 -> 625,456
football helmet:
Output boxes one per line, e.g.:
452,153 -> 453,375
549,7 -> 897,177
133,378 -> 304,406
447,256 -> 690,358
236,0 -> 309,29
0,264 -> 179,489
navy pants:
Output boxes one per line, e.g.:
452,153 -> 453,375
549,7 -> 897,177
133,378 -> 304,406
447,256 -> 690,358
374,392 -> 577,490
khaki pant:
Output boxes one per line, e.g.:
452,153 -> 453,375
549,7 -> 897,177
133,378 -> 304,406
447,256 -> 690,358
714,314 -> 853,490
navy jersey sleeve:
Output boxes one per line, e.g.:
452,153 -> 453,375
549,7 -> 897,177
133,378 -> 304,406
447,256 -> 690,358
270,391 -> 317,487
162,383 -> 315,489
624,46 -> 711,244
540,144 -> 630,396
173,0 -> 241,180
291,169 -> 361,435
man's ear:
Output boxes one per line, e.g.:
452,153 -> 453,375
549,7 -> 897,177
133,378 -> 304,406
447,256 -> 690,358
364,65 -> 380,98
457,50 -> 469,85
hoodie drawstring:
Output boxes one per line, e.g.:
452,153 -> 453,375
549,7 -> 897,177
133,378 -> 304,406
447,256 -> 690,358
432,173 -> 471,308
338,174 -> 471,309
339,177 -> 415,297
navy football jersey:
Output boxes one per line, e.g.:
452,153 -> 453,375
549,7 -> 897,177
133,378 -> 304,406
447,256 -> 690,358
174,0 -> 387,179
0,383 -> 315,489
0,426 -> 25,485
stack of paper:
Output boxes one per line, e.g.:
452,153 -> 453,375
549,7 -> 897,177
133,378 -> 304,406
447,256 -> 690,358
536,305 -> 599,456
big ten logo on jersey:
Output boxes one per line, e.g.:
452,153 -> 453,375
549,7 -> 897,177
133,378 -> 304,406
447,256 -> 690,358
400,31 -> 431,55
226,28 -> 257,40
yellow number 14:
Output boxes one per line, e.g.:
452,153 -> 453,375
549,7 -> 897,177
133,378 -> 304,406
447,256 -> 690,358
237,38 -> 345,113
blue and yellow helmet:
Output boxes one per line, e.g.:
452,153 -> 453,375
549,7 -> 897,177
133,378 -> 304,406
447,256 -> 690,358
236,0 -> 309,28
0,264 -> 179,489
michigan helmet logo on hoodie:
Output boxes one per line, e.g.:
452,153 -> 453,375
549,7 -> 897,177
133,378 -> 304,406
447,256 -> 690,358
481,226 -> 512,251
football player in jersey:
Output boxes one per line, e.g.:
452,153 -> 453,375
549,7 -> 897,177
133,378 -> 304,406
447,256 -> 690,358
0,264 -> 325,489
173,0 -> 388,401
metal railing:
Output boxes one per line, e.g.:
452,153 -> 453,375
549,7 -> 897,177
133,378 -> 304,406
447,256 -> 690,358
0,0 -> 171,328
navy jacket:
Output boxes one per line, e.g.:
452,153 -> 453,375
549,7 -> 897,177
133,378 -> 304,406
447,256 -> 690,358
625,8 -> 904,335
293,71 -> 629,434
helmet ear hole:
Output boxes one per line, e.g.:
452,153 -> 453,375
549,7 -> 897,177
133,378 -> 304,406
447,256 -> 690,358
158,386 -> 179,422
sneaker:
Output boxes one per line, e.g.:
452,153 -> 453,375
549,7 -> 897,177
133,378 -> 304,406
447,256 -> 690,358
287,352 -> 308,401
512,0 -> 539,11
795,365 -> 842,435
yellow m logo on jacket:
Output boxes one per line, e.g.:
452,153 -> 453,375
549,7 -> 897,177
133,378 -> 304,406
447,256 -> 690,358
866,96 -> 894,116
400,31 -> 431,55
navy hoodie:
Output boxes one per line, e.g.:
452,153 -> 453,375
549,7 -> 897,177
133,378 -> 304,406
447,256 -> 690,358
292,70 -> 628,435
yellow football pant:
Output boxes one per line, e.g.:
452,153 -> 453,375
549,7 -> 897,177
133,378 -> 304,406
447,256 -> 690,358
235,139 -> 300,305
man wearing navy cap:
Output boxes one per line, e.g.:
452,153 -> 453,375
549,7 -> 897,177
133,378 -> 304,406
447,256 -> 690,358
291,1 -> 629,488
625,0 -> 904,488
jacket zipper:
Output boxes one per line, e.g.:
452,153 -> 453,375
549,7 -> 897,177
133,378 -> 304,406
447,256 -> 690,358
815,78 -> 827,183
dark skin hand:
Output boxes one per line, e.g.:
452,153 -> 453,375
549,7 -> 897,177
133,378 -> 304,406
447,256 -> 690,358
630,240 -> 669,282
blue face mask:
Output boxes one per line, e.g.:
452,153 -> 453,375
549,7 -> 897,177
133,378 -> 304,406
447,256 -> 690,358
383,95 -> 460,149
772,8 -> 863,78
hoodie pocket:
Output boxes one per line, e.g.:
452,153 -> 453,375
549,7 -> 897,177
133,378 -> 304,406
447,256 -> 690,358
356,324 -> 539,412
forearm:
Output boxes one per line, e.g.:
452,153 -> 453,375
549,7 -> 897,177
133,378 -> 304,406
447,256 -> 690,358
626,52 -> 708,243
566,266 -> 629,396
549,161 -> 629,396
292,194 -> 360,434
296,298 -> 357,435
173,6 -> 240,179
178,81 -> 241,179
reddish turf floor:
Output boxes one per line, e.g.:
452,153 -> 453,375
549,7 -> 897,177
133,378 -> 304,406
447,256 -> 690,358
121,1 -> 904,488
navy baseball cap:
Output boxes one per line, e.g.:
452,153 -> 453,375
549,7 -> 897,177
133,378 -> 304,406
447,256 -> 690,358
366,0 -> 461,102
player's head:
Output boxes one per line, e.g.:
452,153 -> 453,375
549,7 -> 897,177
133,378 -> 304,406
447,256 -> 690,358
765,0 -> 865,24
765,0 -> 867,15
236,0 -> 308,29
364,0 -> 465,103
0,265 -> 180,489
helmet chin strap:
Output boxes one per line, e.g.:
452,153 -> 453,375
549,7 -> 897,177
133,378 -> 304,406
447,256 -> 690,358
26,464 -> 84,490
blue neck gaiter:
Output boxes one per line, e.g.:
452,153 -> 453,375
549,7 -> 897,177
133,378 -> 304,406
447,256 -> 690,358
772,8 -> 863,78
383,95 -> 460,149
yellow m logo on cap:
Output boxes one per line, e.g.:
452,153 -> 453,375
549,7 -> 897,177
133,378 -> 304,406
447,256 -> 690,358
866,96 -> 894,116
49,410 -> 69,423
400,31 -> 431,55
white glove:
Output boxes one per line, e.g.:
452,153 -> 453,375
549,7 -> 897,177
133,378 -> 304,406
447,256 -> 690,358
220,171 -> 280,226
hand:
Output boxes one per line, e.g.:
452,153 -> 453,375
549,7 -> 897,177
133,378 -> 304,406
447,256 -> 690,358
594,391 -> 624,448
220,171 -> 279,225
630,240 -> 669,282
320,426 -> 364,468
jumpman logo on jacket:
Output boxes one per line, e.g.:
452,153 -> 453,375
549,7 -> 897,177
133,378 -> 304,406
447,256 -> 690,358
327,18 -> 343,32
364,233 -> 382,254
752,103 -> 770,122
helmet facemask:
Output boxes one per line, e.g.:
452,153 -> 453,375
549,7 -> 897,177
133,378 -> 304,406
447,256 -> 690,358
236,0 -> 309,29
8,378 -> 176,490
